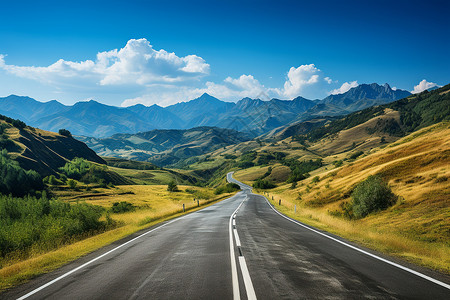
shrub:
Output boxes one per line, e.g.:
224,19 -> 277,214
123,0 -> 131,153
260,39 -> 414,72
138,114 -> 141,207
352,175 -> 397,218
67,179 -> 77,189
215,183 -> 240,194
253,179 -> 276,189
0,149 -> 43,196
349,151 -> 364,160
167,180 -> 179,192
333,160 -> 343,168
0,194 -> 105,258
111,201 -> 134,213
58,129 -> 72,137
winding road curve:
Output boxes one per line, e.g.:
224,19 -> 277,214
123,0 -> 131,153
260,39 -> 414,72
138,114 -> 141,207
2,172 -> 449,299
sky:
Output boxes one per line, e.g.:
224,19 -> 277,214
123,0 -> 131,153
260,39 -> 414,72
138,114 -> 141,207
0,0 -> 449,107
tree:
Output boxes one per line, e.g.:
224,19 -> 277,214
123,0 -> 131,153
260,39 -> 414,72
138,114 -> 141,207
59,129 -> 72,137
67,179 -> 77,189
167,180 -> 179,192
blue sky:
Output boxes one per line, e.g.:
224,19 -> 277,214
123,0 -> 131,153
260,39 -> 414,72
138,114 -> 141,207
0,0 -> 448,106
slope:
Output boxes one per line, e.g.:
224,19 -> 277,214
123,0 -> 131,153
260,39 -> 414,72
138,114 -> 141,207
78,126 -> 252,166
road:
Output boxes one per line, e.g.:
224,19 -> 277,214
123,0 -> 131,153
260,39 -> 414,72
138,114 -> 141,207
2,172 -> 449,299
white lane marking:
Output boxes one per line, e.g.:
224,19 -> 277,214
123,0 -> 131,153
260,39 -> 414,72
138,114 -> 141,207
258,194 -> 450,290
229,199 -> 245,300
17,218 -> 182,300
17,194 -> 242,300
238,257 -> 257,300
233,219 -> 236,226
233,229 -> 241,247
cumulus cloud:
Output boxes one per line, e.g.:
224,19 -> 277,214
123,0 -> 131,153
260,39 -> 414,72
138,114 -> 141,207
281,64 -> 321,98
324,77 -> 333,84
329,81 -> 359,95
0,38 -> 210,88
411,79 -> 438,94
121,74 -> 269,107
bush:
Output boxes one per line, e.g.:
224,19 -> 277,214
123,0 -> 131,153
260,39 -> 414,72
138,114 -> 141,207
67,179 -> 77,189
167,180 -> 179,192
352,175 -> 397,218
60,158 -> 113,185
253,179 -> 276,189
349,151 -> 364,160
0,194 -> 105,258
58,129 -> 72,137
0,149 -> 43,196
215,183 -> 240,194
111,201 -> 134,213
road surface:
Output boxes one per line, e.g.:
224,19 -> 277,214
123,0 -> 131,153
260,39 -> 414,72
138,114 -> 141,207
2,172 -> 449,299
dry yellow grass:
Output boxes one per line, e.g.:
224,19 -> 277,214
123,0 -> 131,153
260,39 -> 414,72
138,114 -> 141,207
0,185 -> 232,291
309,108 -> 401,155
255,122 -> 450,273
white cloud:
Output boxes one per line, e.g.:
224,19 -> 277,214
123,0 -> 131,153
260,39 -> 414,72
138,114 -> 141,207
324,76 -> 333,84
411,79 -> 438,94
281,64 -> 321,98
0,38 -> 210,88
121,74 -> 269,107
329,81 -> 358,95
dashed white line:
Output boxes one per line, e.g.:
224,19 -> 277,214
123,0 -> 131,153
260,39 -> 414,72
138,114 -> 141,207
259,194 -> 450,291
233,229 -> 241,247
238,257 -> 257,300
229,199 -> 245,300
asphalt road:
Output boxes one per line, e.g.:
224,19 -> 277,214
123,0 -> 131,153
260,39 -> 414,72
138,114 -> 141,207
2,172 -> 449,299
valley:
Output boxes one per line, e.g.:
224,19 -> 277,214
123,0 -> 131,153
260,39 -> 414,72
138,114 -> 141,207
0,83 -> 449,296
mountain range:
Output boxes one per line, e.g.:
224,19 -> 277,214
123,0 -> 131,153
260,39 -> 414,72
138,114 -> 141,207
0,83 -> 411,138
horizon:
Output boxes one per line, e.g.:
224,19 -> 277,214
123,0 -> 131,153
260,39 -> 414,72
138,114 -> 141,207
2,81 -> 417,108
0,0 -> 449,107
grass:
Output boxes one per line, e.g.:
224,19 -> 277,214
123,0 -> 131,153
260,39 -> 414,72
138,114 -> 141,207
252,122 -> 450,274
0,185 -> 233,291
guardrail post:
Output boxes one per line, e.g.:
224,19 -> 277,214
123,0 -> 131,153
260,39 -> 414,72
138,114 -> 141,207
279,199 -> 281,205
183,203 -> 185,212
197,199 -> 199,207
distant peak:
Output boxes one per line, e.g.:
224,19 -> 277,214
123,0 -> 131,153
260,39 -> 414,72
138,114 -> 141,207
383,83 -> 391,89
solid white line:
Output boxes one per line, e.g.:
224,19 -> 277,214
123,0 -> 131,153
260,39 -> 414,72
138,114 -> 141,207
17,217 -> 183,300
229,199 -> 245,300
238,256 -> 257,300
233,229 -> 241,247
233,219 -> 236,226
258,194 -> 450,290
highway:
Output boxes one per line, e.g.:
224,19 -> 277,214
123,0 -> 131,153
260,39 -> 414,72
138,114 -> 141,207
2,172 -> 449,299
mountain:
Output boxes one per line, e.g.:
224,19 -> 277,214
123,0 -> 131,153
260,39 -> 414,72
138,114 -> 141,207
0,83 -> 412,138
36,100 -> 155,137
0,95 -> 69,123
166,93 -> 236,128
126,104 -> 184,129
323,83 -> 411,111
78,126 -> 252,166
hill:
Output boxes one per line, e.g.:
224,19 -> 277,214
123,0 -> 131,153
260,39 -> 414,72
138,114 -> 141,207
234,121 -> 450,272
0,114 -> 105,176
78,126 -> 252,166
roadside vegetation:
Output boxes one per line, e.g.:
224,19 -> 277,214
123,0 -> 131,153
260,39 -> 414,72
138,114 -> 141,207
0,184 -> 232,290
240,122 -> 450,273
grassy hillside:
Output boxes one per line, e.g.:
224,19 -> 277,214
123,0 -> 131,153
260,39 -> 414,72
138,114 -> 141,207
78,126 -> 251,166
0,115 -> 105,176
235,122 -> 450,273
